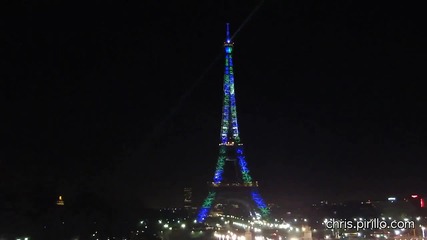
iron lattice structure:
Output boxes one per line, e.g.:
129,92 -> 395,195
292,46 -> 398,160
196,23 -> 269,223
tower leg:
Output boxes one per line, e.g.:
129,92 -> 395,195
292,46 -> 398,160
251,190 -> 270,218
196,191 -> 216,222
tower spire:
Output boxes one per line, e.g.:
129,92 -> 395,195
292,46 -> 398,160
226,22 -> 231,43
220,23 -> 239,144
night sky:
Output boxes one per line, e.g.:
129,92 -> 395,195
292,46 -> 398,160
3,1 -> 427,212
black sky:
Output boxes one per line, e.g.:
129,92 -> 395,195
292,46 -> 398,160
3,1 -> 427,210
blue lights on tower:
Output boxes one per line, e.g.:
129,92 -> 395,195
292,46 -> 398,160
213,147 -> 226,184
197,208 -> 209,222
251,190 -> 269,215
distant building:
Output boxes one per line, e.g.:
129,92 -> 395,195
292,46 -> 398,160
372,194 -> 427,218
184,188 -> 192,209
408,194 -> 425,208
56,195 -> 64,206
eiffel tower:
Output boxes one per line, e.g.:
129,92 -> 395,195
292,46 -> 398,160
196,23 -> 269,223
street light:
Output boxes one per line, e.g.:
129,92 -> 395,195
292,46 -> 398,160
421,226 -> 425,238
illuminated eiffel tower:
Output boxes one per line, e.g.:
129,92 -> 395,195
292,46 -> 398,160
196,23 -> 269,223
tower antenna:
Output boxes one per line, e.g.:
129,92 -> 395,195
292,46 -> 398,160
226,23 -> 231,43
